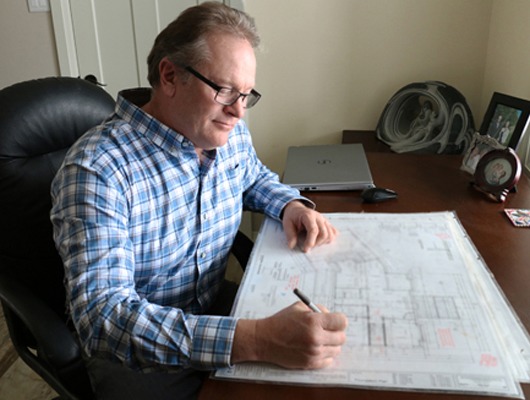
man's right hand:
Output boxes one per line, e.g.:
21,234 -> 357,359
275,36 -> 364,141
232,302 -> 348,369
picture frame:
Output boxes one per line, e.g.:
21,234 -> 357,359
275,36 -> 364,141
461,132 -> 504,174
472,147 -> 522,202
479,92 -> 530,150
525,136 -> 530,176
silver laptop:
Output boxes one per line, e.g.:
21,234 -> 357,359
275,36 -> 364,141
282,143 -> 375,191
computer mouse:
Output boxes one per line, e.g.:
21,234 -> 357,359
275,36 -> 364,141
361,187 -> 398,203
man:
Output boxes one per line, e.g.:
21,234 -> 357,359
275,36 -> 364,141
51,3 -> 347,399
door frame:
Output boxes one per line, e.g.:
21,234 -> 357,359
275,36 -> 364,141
50,0 -> 245,77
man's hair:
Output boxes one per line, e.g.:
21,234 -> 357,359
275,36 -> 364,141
147,1 -> 260,87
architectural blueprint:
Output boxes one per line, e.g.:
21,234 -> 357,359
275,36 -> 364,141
215,212 -> 530,398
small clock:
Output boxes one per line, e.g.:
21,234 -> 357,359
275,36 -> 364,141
473,148 -> 522,202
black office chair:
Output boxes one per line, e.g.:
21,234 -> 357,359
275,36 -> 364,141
0,77 -> 254,399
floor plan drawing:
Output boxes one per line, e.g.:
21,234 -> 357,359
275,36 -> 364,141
216,212 -> 530,398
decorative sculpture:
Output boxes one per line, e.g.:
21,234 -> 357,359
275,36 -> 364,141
376,81 -> 475,154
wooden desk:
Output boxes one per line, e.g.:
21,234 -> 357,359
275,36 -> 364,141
199,152 -> 530,400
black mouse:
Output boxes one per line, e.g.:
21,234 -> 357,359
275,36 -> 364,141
361,187 -> 398,203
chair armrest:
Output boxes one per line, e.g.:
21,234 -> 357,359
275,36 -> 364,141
230,230 -> 254,270
0,232 -> 253,366
0,272 -> 82,368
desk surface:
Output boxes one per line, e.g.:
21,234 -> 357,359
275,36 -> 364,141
199,152 -> 530,400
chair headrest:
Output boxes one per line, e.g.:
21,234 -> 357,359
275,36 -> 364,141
0,77 -> 115,260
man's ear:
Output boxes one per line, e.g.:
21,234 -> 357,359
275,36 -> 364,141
158,57 -> 179,95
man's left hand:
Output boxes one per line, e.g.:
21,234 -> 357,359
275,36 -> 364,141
281,201 -> 337,252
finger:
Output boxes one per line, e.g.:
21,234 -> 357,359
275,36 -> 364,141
301,218 -> 324,252
320,312 -> 348,332
321,219 -> 338,243
325,222 -> 338,242
316,304 -> 330,313
313,221 -> 333,247
306,219 -> 337,250
304,354 -> 338,370
321,329 -> 347,347
319,356 -> 338,369
303,344 -> 343,370
321,342 -> 344,356
283,221 -> 299,249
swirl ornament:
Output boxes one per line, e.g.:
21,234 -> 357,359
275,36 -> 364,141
376,81 -> 475,154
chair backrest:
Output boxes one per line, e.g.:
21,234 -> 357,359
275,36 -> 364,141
0,78 -> 254,399
0,77 -> 115,398
0,76 -> 115,314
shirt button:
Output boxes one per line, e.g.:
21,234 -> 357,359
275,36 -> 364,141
200,252 -> 206,259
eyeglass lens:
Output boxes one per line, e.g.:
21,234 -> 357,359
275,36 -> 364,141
185,66 -> 261,109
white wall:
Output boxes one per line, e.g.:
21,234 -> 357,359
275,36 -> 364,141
482,0 -> 530,108
0,1 -> 58,89
2,0 -> 530,173
245,0 -> 492,173
482,0 -> 530,171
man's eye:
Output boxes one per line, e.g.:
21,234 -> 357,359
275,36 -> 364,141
217,88 -> 235,97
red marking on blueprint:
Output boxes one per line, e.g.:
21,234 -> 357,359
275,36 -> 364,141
436,232 -> 451,240
286,275 -> 300,290
479,353 -> 498,367
437,327 -> 455,348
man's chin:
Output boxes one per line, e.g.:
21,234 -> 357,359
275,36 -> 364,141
204,134 -> 230,150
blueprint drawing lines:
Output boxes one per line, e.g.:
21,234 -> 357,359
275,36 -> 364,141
216,212 -> 529,398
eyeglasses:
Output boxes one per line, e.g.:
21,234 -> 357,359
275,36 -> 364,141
185,66 -> 261,109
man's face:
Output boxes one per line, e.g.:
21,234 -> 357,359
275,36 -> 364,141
171,33 -> 257,152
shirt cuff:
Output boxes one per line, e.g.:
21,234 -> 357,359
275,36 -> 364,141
189,315 -> 238,369
279,197 -> 316,220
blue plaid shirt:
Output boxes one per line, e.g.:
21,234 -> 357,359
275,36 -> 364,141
50,91 -> 306,372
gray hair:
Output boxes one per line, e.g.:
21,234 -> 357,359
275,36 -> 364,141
147,1 -> 260,87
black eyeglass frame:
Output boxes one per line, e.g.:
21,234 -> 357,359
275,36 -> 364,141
184,66 -> 261,109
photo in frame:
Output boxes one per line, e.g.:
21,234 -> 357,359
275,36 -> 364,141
461,132 -> 504,174
479,92 -> 530,150
472,147 -> 522,203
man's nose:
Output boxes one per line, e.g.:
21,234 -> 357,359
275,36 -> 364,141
225,97 -> 246,119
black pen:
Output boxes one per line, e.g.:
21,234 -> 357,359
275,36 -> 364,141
293,288 -> 322,313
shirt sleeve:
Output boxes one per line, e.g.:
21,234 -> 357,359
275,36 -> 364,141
51,158 -> 237,372
233,122 -> 315,218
